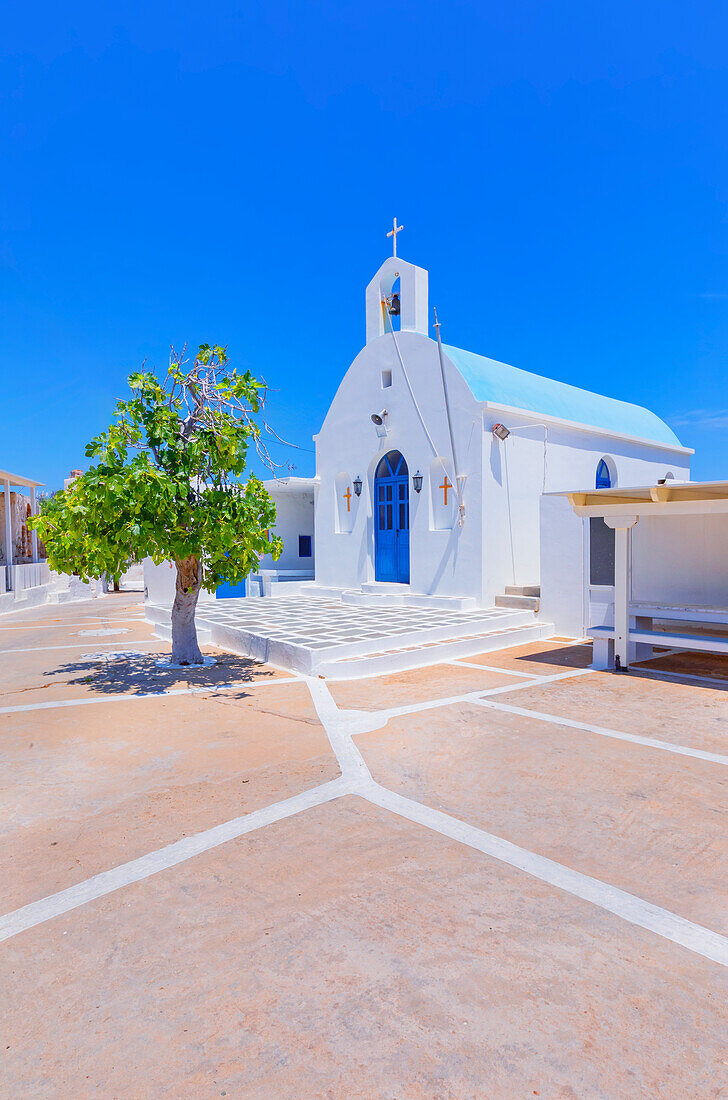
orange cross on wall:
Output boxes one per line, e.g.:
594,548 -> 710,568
440,476 -> 452,506
343,486 -> 352,512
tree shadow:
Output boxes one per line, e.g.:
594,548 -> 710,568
45,650 -> 281,698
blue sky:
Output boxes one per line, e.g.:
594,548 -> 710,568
2,1 -> 727,491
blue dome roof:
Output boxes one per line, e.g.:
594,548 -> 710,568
442,343 -> 682,448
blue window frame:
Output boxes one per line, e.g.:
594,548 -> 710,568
596,459 -> 612,489
298,535 -> 312,558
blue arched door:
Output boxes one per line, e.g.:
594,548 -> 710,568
374,450 -> 410,583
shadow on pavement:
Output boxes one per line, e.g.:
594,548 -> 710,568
508,643 -> 594,670
45,650 -> 281,698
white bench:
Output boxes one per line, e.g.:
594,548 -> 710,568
590,603 -> 728,669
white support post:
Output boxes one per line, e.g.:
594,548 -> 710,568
2,479 -> 12,588
30,486 -> 39,564
605,514 -> 639,670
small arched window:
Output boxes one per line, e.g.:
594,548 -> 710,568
596,459 -> 612,490
375,451 -> 408,479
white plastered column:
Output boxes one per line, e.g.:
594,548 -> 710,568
30,486 -> 39,563
3,479 -> 12,585
604,514 -> 639,669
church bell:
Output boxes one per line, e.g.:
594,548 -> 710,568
388,293 -> 400,316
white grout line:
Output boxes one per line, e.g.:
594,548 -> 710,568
0,618 -> 146,630
0,676 -> 303,715
447,659 -> 543,678
471,697 -> 728,768
2,666 -> 727,969
0,640 -> 159,655
0,778 -> 347,944
377,667 -> 595,721
363,782 -> 728,968
0,660 -> 593,718
305,676 -> 728,967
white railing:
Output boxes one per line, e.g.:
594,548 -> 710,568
10,561 -> 51,592
0,567 -> 6,595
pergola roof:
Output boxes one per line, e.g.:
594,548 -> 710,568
0,468 -> 45,489
550,479 -> 728,519
552,479 -> 728,508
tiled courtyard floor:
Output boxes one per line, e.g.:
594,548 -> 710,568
2,595 -> 727,1097
196,594 -> 518,648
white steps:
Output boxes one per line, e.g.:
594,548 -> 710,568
318,620 -> 553,679
496,584 -> 541,612
343,583 -> 477,612
496,594 -> 540,612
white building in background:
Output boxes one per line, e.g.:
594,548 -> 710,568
263,250 -> 691,608
1,467 -> 43,569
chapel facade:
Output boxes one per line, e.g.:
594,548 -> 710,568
264,251 -> 691,609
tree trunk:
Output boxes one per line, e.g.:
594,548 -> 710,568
171,555 -> 203,665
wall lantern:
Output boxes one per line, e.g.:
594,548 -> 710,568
492,423 -> 510,441
353,475 -> 363,497
412,470 -> 423,494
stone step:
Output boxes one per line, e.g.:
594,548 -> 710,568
505,585 -> 540,597
360,582 -> 411,595
341,589 -> 409,607
356,583 -> 477,611
495,594 -> 540,612
317,620 -> 554,679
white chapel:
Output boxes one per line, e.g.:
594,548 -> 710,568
260,240 -> 691,610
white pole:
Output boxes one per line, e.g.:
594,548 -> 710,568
30,486 -> 39,563
3,479 -> 12,588
605,515 -> 639,670
614,527 -> 629,669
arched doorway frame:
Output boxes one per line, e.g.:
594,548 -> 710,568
374,449 -> 410,583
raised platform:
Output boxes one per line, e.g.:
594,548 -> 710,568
146,594 -> 553,677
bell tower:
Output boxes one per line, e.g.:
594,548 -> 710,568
365,255 -> 429,345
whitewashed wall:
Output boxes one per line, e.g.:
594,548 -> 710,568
539,495 -> 586,637
632,514 -> 728,607
315,326 -> 690,608
259,488 -> 315,571
539,499 -> 728,638
483,412 -> 690,607
143,559 -> 218,610
314,331 -> 485,601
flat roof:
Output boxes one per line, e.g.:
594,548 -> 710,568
263,476 -> 317,494
551,479 -> 728,507
0,468 -> 45,489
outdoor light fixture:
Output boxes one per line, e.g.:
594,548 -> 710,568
412,470 -> 423,493
492,423 -> 510,441
370,409 -> 389,438
353,475 -> 362,497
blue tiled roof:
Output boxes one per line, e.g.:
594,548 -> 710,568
442,343 -> 681,448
